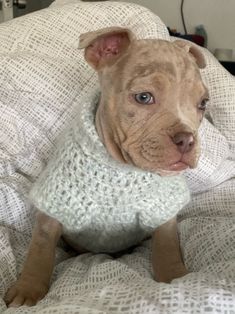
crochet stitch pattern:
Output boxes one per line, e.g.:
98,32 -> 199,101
30,92 -> 190,253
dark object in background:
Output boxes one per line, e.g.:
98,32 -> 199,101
168,28 -> 205,47
220,61 -> 235,75
14,0 -> 27,9
14,0 -> 53,17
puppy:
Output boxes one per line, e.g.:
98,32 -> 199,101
5,27 -> 208,307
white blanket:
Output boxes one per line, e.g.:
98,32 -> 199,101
0,1 -> 235,313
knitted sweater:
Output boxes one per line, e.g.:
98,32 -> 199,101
29,93 -> 190,253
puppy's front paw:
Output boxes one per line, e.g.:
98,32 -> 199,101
4,277 -> 48,307
152,218 -> 188,283
154,260 -> 188,283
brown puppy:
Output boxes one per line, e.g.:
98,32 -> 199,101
5,27 -> 208,307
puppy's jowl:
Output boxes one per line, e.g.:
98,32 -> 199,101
5,27 -> 208,307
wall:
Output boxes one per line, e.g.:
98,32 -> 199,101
116,0 -> 235,59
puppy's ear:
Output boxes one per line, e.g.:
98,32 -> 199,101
79,27 -> 135,70
173,40 -> 206,69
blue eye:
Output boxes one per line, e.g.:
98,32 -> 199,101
198,98 -> 209,111
134,92 -> 154,105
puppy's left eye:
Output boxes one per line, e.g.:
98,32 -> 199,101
134,92 -> 155,105
198,98 -> 209,111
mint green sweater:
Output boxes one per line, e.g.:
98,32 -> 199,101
30,94 -> 190,253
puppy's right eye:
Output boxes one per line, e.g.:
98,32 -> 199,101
134,92 -> 155,105
198,98 -> 209,111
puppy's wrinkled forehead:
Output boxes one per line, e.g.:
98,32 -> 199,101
118,40 -> 202,85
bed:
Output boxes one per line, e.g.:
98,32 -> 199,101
0,1 -> 235,313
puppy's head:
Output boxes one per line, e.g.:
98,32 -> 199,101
79,27 -> 209,175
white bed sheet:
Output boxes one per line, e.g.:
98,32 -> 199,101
0,1 -> 235,313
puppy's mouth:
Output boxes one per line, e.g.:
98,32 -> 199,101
168,161 -> 189,172
121,148 -> 198,176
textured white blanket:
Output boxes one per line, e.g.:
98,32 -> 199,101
0,1 -> 235,313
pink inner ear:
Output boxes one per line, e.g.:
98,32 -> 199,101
99,35 -> 123,57
86,33 -> 129,69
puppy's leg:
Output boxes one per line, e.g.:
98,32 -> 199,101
5,212 -> 62,307
152,217 -> 188,283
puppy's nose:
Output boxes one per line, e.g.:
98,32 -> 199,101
172,132 -> 195,154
